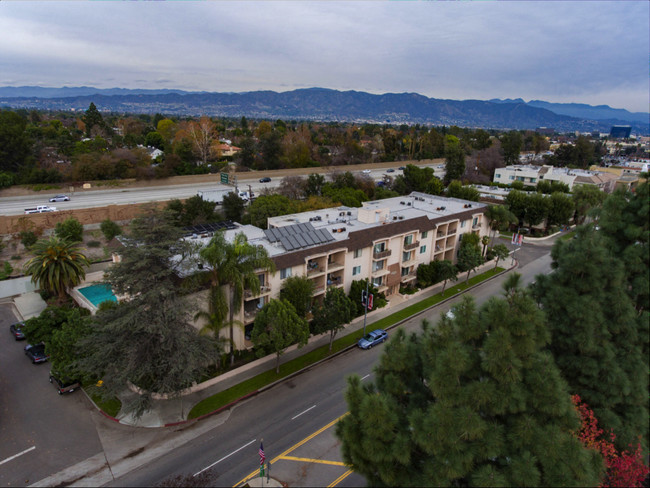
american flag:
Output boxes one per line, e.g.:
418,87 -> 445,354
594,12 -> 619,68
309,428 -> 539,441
259,442 -> 265,465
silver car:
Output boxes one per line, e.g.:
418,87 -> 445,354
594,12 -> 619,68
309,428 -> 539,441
49,195 -> 70,202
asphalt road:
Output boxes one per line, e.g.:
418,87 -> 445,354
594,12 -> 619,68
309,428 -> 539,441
0,304 -> 104,487
105,244 -> 553,487
0,164 -> 445,216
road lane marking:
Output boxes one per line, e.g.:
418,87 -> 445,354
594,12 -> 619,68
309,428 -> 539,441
361,374 -> 370,380
233,412 -> 349,487
291,405 -> 316,420
194,439 -> 256,477
279,455 -> 347,466
0,446 -> 35,466
328,468 -> 354,487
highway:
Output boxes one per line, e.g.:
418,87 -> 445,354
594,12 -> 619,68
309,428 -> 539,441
105,245 -> 552,487
0,165 -> 445,216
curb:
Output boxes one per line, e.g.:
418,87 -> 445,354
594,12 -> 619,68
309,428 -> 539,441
185,262 -> 517,424
85,262 -> 517,428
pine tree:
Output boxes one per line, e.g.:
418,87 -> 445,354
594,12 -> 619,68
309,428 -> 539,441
534,226 -> 648,451
337,285 -> 602,486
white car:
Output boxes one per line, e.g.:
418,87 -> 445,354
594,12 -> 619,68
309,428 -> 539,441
362,169 -> 372,174
49,195 -> 70,202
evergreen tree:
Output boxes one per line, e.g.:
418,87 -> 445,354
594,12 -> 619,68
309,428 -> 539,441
443,135 -> 465,184
337,287 -> 602,486
311,287 -> 355,351
79,207 -> 216,418
533,226 -> 648,450
82,102 -> 104,137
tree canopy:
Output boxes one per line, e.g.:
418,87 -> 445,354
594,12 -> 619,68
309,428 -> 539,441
337,289 -> 602,486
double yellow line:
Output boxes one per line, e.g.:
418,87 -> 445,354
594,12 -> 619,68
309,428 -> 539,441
233,412 -> 352,487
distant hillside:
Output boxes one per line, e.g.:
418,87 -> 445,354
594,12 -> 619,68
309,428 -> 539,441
1,86 -> 647,134
489,98 -> 648,125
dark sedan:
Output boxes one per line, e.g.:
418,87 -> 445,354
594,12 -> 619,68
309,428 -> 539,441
10,321 -> 26,340
25,343 -> 49,364
259,177 -> 272,183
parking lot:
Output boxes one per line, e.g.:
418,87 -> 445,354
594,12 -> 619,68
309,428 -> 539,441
0,302 -> 104,486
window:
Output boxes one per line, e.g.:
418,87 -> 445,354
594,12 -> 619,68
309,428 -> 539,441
372,261 -> 385,272
401,267 -> 410,277
495,173 -> 501,179
460,220 -> 466,228
372,277 -> 383,287
354,249 -> 362,259
420,245 -> 426,254
509,176 -> 515,180
352,265 -> 361,276
280,267 -> 292,279
421,231 -> 428,239
404,234 -> 413,246
402,251 -> 412,262
373,242 -> 385,254
531,178 -> 537,183
473,217 -> 478,227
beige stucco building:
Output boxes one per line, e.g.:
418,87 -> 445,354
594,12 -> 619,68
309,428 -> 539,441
188,192 -> 489,350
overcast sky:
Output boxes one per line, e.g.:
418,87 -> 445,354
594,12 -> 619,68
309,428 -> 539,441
1,1 -> 648,113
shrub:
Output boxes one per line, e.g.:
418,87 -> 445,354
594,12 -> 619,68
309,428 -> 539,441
19,230 -> 38,248
86,240 -> 101,248
100,219 -> 122,241
11,255 -> 21,260
0,261 -> 13,280
55,217 -> 83,242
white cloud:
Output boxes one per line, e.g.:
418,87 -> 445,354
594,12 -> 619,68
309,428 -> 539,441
0,1 -> 647,112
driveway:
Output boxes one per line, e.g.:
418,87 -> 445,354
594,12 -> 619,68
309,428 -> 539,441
0,303 -> 104,486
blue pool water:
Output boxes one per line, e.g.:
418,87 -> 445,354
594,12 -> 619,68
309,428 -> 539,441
78,284 -> 117,307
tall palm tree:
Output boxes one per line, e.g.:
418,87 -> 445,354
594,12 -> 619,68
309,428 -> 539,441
24,236 -> 90,302
199,231 -> 275,365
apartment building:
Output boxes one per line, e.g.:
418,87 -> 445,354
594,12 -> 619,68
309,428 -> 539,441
188,192 -> 489,350
494,165 -> 617,192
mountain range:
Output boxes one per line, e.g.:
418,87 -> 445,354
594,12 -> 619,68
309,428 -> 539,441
0,86 -> 647,134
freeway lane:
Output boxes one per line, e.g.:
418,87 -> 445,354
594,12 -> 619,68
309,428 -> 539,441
107,247 -> 552,487
0,164 -> 444,216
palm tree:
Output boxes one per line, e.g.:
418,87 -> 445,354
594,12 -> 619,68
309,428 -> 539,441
199,231 -> 275,365
24,236 -> 90,302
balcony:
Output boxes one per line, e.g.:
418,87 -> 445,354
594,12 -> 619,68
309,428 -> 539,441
403,240 -> 420,251
400,272 -> 417,282
372,267 -> 390,278
327,261 -> 345,272
244,285 -> 272,300
373,249 -> 392,260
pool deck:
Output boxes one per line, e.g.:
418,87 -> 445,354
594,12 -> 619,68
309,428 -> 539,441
71,271 -> 106,314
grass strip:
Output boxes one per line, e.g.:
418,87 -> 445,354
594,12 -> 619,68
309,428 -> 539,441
188,266 -> 504,419
558,230 -> 576,241
87,390 -> 122,417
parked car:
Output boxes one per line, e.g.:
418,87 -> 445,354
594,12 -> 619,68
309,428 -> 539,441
385,168 -> 395,173
259,177 -> 272,183
358,329 -> 388,349
25,343 -> 49,364
9,321 -> 26,340
49,194 -> 70,202
49,371 -> 81,395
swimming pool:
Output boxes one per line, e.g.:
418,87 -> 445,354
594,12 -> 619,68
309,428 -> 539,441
77,283 -> 117,307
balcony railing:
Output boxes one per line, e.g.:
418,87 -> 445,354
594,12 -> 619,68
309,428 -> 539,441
373,249 -> 392,260
403,240 -> 420,251
244,285 -> 271,299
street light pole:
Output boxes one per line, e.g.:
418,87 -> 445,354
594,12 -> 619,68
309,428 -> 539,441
362,278 -> 369,337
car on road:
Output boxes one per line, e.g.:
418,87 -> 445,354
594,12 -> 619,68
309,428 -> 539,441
259,177 -> 272,183
385,168 -> 395,173
49,371 -> 81,395
358,329 -> 388,349
398,166 -> 406,170
49,194 -> 70,202
25,343 -> 49,364
10,321 -> 26,340
362,169 -> 372,174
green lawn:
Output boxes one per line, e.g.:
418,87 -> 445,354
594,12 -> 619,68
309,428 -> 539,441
188,266 -> 505,419
87,390 -> 122,418
558,230 -> 576,241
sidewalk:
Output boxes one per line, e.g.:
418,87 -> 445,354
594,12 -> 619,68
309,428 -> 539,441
111,258 -> 514,428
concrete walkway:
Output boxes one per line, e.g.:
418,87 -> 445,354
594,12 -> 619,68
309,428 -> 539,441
110,258 -> 513,428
